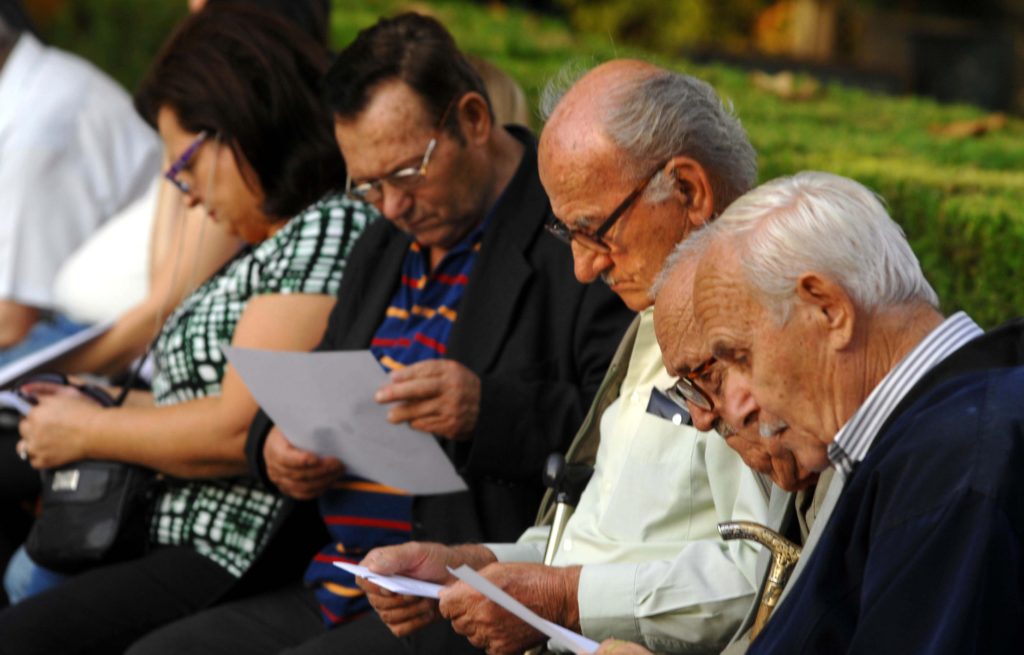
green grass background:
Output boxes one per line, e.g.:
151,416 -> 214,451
42,0 -> 1024,326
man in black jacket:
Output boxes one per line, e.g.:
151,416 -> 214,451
127,12 -> 630,655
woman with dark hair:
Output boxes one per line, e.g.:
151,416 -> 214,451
0,6 -> 375,652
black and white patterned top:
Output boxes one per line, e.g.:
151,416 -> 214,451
148,193 -> 375,577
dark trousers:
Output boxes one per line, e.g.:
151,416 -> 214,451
0,423 -> 40,608
0,546 -> 234,655
127,582 -> 484,655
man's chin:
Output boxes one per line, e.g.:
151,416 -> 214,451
613,287 -> 652,312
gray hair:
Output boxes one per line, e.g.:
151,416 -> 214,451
541,62 -> 758,211
703,171 -> 939,324
605,71 -> 757,209
538,60 -> 590,122
650,225 -> 715,298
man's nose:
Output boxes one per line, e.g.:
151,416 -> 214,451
719,370 -> 759,431
687,402 -> 717,432
379,184 -> 413,222
571,242 -> 613,284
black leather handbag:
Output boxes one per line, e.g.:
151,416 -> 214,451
18,374 -> 158,573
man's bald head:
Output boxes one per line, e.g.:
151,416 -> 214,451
540,60 -> 757,207
539,59 -> 660,161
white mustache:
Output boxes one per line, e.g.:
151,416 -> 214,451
759,419 -> 789,439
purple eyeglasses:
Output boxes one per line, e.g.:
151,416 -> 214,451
163,131 -> 208,194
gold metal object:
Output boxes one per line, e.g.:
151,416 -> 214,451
719,520 -> 802,639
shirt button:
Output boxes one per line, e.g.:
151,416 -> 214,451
672,413 -> 683,425
631,391 -> 640,403
562,538 -> 573,552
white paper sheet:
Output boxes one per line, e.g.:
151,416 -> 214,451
333,562 -> 443,599
447,565 -> 599,654
0,321 -> 113,388
0,390 -> 32,415
222,346 -> 467,495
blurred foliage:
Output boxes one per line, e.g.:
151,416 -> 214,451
554,0 -> 771,54
33,0 -> 1024,326
30,0 -> 185,91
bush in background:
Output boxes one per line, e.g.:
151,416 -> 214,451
31,0 -> 184,91
36,0 -> 1024,327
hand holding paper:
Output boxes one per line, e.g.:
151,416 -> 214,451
222,347 -> 466,494
334,562 -> 442,598
442,564 -> 597,655
377,359 -> 481,440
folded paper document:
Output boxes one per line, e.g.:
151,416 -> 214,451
333,562 -> 442,599
222,347 -> 467,495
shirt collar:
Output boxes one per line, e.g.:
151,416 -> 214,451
827,311 -> 983,476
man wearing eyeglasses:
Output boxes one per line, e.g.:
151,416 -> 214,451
651,249 -> 832,654
129,13 -> 631,655
355,60 -> 770,655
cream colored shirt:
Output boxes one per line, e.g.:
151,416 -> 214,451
489,309 -> 768,653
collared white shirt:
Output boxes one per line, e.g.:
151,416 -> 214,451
489,309 -> 768,652
828,311 -> 983,476
0,34 -> 159,308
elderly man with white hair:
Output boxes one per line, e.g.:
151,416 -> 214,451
679,170 -> 1024,655
596,172 -> 1024,654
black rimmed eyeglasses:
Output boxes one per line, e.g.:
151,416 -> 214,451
546,162 -> 665,253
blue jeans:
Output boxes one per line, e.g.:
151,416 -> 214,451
0,313 -> 89,367
3,545 -> 67,603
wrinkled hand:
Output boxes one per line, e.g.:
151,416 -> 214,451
438,562 -> 581,655
359,542 -> 497,638
375,360 -> 480,440
264,426 -> 344,499
595,639 -> 653,654
356,577 -> 441,637
18,382 -> 102,469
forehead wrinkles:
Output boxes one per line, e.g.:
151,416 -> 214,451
654,263 -> 703,369
540,121 -> 624,225
694,243 -> 753,345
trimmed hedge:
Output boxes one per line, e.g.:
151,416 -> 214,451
40,0 -> 1024,326
346,0 -> 1023,327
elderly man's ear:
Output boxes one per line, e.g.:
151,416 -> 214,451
795,272 -> 857,350
663,156 -> 715,228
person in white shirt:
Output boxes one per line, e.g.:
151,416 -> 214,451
0,0 -> 160,363
355,60 -> 771,654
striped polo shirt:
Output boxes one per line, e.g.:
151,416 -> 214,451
305,215 -> 490,627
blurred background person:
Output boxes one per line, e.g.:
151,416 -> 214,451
0,0 -> 339,610
0,8 -> 375,651
49,0 -> 333,378
0,0 -> 160,364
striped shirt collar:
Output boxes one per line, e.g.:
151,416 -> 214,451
827,311 -> 983,476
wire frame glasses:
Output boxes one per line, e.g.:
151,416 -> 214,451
163,131 -> 208,194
